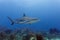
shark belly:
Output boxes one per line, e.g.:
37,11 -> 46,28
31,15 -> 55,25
26,20 -> 39,24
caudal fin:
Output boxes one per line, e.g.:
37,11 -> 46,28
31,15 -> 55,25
7,16 -> 14,25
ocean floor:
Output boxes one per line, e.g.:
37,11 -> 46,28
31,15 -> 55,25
0,26 -> 60,40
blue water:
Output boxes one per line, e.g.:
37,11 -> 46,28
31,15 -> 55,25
0,0 -> 60,31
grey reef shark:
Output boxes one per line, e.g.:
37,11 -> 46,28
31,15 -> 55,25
8,13 -> 40,25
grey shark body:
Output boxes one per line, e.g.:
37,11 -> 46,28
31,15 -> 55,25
8,14 -> 40,25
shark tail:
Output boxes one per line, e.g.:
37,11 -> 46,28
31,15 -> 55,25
7,16 -> 14,25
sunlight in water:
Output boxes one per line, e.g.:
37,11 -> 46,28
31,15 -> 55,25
14,0 -> 48,7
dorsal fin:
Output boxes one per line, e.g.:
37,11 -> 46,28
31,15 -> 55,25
23,13 -> 26,17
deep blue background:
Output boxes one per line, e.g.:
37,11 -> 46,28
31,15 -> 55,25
0,0 -> 60,31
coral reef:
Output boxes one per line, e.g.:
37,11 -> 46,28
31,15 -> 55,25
0,28 -> 44,40
36,34 -> 44,40
0,26 -> 60,40
49,28 -> 60,35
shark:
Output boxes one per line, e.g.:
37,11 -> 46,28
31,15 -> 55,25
8,13 -> 40,25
